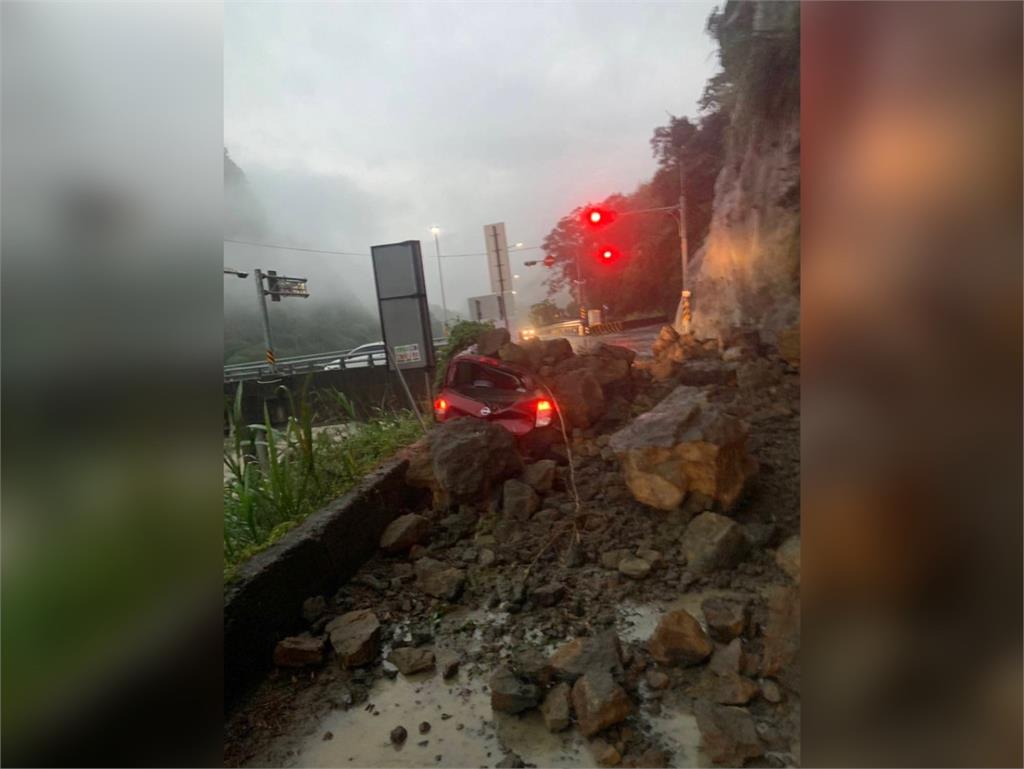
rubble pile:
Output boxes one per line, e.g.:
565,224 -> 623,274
229,325 -> 801,768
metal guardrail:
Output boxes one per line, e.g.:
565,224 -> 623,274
224,341 -> 449,383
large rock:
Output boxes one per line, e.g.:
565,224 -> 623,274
414,557 -> 466,601
490,666 -> 541,714
498,342 -> 531,367
647,610 -> 712,666
273,635 -> 326,667
775,535 -> 800,583
326,609 -> 380,668
759,586 -> 799,690
540,682 -> 572,732
478,327 -> 511,357
571,671 -> 631,737
675,360 -> 737,387
503,478 -> 540,520
554,352 -> 631,388
379,513 -> 430,554
388,646 -> 436,675
608,386 -> 755,512
431,418 -> 523,502
404,439 -> 447,508
549,369 -> 606,429
550,632 -> 623,681
522,459 -> 556,492
680,512 -> 750,574
693,702 -> 764,765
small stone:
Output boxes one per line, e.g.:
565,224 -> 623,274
273,635 -> 326,668
775,536 -> 800,583
533,581 -> 566,607
760,678 -> 783,703
512,648 -> 553,686
414,557 -> 466,601
644,670 -> 670,690
709,638 -> 745,677
618,556 -> 651,580
635,548 -> 662,566
702,598 -> 747,642
496,752 -> 525,768
710,672 -> 760,705
503,478 -> 540,520
591,739 -> 622,767
572,671 -> 631,737
680,512 -> 749,574
647,610 -> 712,666
390,726 -> 407,745
380,513 -> 431,554
600,549 -> 631,570
419,721 -> 431,734
322,731 -> 333,741
302,595 -> 327,624
436,649 -> 460,679
540,682 -> 572,732
478,548 -> 496,568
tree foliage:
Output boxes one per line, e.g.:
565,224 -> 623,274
540,1 -> 798,318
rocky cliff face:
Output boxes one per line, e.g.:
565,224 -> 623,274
689,3 -> 800,342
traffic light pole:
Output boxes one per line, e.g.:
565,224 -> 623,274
253,268 -> 277,371
677,150 -> 691,333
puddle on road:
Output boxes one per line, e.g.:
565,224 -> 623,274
616,589 -> 753,645
279,670 -> 589,769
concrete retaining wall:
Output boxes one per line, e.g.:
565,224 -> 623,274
224,453 -> 428,706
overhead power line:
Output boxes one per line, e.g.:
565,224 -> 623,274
224,238 -> 543,258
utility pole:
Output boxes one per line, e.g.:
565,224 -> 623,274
575,243 -> 588,334
253,268 -> 277,371
676,145 -> 691,334
430,226 -> 449,335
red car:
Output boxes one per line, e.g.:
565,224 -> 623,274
433,352 -> 556,440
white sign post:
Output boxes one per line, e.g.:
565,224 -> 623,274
483,222 -> 515,336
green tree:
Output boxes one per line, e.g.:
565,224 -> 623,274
529,299 -> 562,327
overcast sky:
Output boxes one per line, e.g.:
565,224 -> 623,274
224,1 -> 719,325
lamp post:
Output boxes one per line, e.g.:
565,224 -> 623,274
429,225 -> 450,336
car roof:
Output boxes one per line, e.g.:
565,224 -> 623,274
448,351 -> 533,379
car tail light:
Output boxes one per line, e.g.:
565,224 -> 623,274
535,399 -> 554,428
434,398 -> 448,420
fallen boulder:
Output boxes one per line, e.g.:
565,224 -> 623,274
549,369 -> 606,429
609,386 -> 755,512
503,478 -> 540,520
388,647 -> 436,675
540,682 -> 572,732
532,581 -> 566,608
702,598 -> 747,642
326,609 -> 380,668
431,418 -> 523,502
498,341 -> 532,367
647,610 -> 712,666
273,635 -> 326,668
478,327 -> 511,357
693,702 -> 764,765
680,512 -> 750,574
550,632 -> 623,681
522,459 -> 557,493
414,557 -> 466,601
571,671 -> 631,737
379,513 -> 430,554
490,666 -> 541,714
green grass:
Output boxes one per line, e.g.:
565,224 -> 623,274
223,384 -> 423,582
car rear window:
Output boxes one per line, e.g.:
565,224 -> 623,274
452,361 -> 525,391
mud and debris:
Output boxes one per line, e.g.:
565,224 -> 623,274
225,326 -> 800,768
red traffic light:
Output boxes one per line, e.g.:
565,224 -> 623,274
543,254 -> 556,268
582,206 -> 616,228
595,245 -> 622,264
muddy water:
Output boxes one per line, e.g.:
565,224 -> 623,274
281,670 -> 590,768
249,592 -> 746,768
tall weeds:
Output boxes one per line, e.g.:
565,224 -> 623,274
223,383 -> 421,580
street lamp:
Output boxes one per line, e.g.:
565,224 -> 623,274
429,225 -> 450,336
